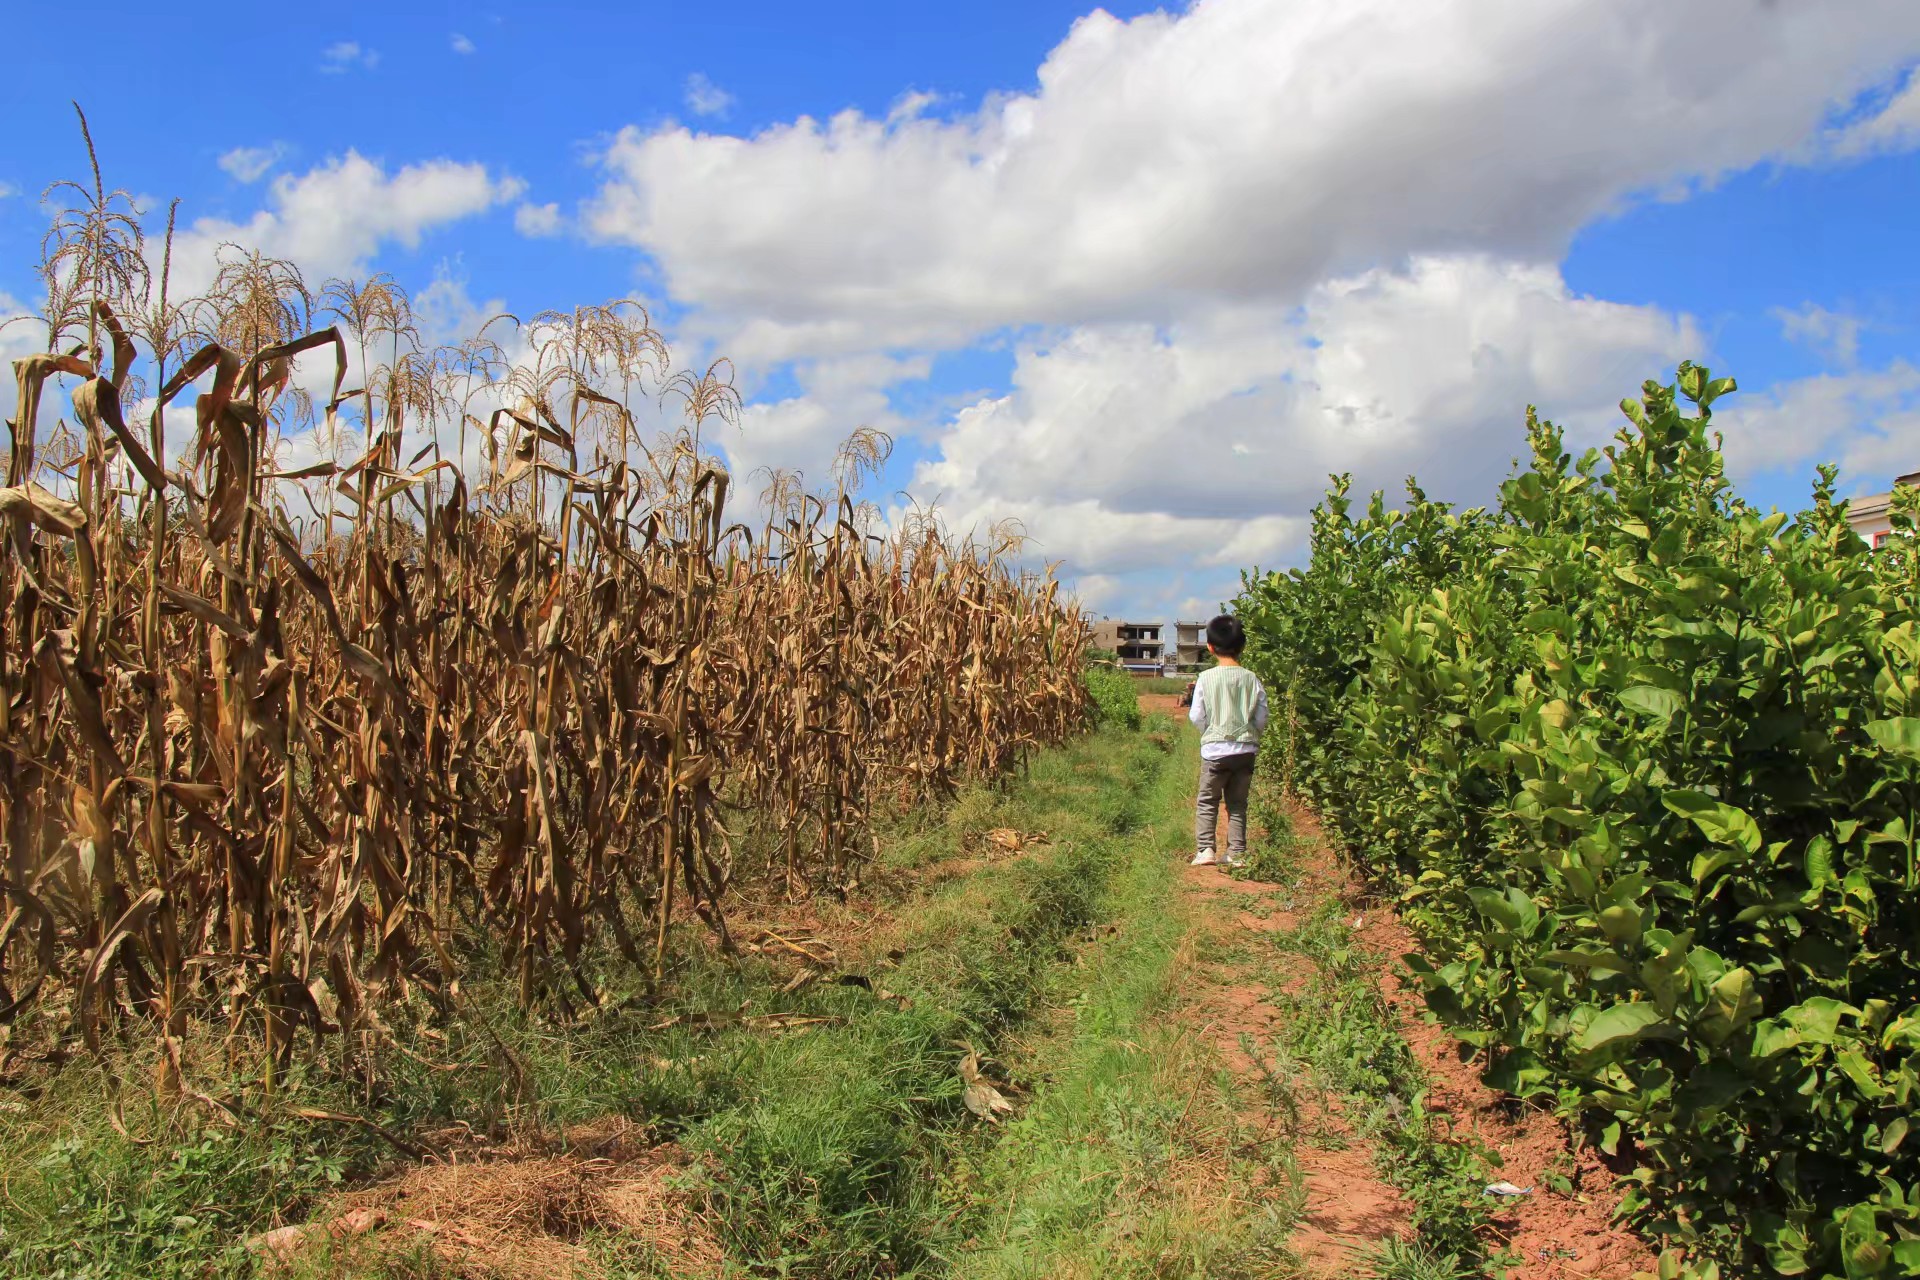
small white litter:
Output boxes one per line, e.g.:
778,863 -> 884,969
1484,1182 -> 1534,1198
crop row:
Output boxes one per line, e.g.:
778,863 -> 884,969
0,136 -> 1088,1097
1236,365 -> 1920,1278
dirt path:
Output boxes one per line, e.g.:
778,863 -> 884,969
1176,859 -> 1415,1276
1141,689 -> 1654,1278
1147,690 -> 1413,1275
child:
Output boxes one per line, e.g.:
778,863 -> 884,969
1187,615 -> 1268,868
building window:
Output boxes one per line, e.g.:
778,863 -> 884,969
1875,531 -> 1892,549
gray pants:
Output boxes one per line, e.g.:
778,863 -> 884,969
1196,753 -> 1257,855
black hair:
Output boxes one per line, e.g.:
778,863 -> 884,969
1206,614 -> 1245,656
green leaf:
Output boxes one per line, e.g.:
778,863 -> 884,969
1881,1115 -> 1908,1153
1598,902 -> 1643,943
1840,1202 -> 1891,1277
1619,685 -> 1684,720
1835,1049 -> 1886,1100
1486,1048 -> 1552,1096
1640,935 -> 1692,1017
1751,997 -> 1856,1057
1575,1001 -> 1671,1052
1865,717 -> 1920,761
1782,997 -> 1854,1044
1663,789 -> 1762,855
1543,948 -> 1634,975
1695,967 -> 1762,1045
1679,364 -> 1707,402
1467,886 -> 1538,936
1805,836 -> 1837,888
1675,1061 -> 1751,1113
1691,848 -> 1740,888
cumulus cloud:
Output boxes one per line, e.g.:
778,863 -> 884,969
588,0 -> 1920,356
565,1 -> 1920,618
683,73 -> 735,119
911,256 -> 1697,582
218,143 -> 288,184
171,151 -> 523,292
513,201 -> 563,238
0,291 -> 44,427
451,33 -> 477,55
728,352 -> 930,490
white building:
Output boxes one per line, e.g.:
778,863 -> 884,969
1847,471 -> 1920,548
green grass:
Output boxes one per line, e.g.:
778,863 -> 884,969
0,727 -> 1174,1280
1130,676 -> 1195,695
943,719 -> 1301,1280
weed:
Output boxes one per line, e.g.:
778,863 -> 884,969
1238,1033 -> 1304,1140
1364,1236 -> 1478,1280
1225,841 -> 1293,884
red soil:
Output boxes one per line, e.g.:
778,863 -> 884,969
1292,802 -> 1659,1280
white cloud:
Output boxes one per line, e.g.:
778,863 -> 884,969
320,41 -> 379,74
1717,362 -> 1920,485
1774,302 -> 1867,367
910,256 -> 1697,581
1827,70 -> 1920,157
684,73 -> 735,119
171,151 -> 523,293
513,201 -> 563,238
589,0 -> 1920,356
728,352 -> 930,490
0,292 -> 45,434
218,143 -> 288,184
579,2 -> 1920,618
451,33 -> 477,55
0,181 -> 17,200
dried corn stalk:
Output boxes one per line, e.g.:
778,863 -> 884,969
0,131 -> 1093,1093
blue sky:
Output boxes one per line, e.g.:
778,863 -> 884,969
5,1 -> 1920,627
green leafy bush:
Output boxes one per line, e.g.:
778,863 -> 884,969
1236,363 -> 1920,1278
1084,663 -> 1143,730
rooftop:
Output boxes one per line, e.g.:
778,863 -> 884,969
1851,472 -> 1920,519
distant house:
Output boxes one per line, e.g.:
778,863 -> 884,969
1089,619 -> 1166,673
1847,472 -> 1920,548
1171,621 -> 1208,671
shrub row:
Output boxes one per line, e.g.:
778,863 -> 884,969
1235,365 -> 1920,1278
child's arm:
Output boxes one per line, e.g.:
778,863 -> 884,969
1252,682 -> 1270,734
1188,681 -> 1208,731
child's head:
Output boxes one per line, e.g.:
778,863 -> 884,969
1206,614 -> 1246,657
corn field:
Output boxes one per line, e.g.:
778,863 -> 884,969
0,117 -> 1089,1093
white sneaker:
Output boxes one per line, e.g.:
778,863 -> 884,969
1223,854 -> 1245,868
1190,851 -> 1219,866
